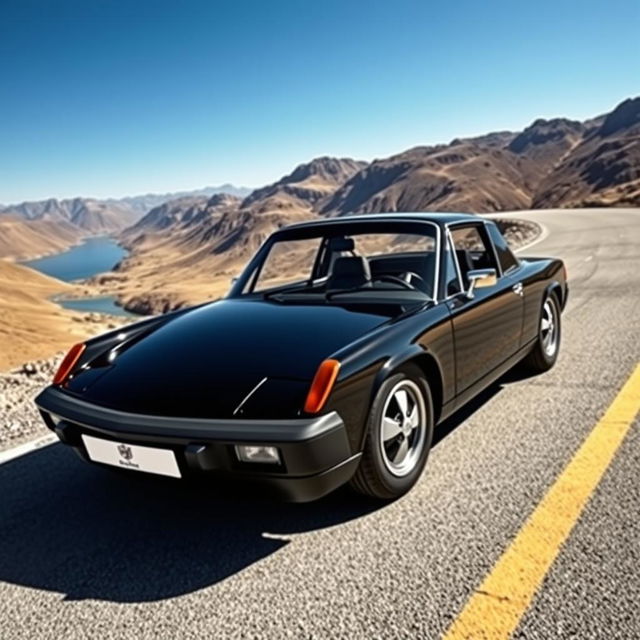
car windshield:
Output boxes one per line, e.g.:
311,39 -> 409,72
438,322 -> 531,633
233,220 -> 439,303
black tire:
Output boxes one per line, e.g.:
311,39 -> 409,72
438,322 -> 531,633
350,364 -> 434,500
521,291 -> 561,373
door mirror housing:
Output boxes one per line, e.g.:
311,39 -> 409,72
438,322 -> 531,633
466,268 -> 497,298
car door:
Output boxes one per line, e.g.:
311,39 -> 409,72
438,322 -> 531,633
445,222 -> 524,395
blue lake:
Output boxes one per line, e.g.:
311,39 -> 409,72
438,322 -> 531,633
23,236 -> 127,282
23,236 -> 135,317
54,295 -> 136,317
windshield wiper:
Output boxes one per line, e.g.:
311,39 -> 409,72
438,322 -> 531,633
325,286 -> 429,301
263,286 -> 315,300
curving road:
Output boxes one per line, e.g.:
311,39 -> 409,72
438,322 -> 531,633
1,208 -> 639,639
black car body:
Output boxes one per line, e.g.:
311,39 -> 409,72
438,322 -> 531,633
36,213 -> 567,501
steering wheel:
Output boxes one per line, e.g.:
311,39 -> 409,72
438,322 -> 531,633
401,271 -> 429,292
373,273 -> 421,291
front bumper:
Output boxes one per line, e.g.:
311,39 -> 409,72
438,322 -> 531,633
35,387 -> 360,502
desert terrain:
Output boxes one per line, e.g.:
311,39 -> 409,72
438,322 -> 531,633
0,260 -> 126,370
0,96 -> 638,366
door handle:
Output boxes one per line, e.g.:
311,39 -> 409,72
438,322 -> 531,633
512,282 -> 524,296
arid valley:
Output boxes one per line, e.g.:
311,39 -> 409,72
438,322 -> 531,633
2,95 -> 639,370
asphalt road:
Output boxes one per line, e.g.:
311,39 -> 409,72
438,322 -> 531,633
1,208 -> 639,639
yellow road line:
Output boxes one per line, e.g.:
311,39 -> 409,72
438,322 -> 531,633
443,363 -> 640,640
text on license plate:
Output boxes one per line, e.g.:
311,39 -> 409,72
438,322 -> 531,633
81,434 -> 181,478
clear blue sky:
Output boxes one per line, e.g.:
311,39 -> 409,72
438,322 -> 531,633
1,0 -> 638,203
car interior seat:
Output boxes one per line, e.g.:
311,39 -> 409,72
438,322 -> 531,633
326,256 -> 371,292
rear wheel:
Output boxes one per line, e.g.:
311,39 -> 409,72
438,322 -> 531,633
350,366 -> 434,500
521,292 -> 561,373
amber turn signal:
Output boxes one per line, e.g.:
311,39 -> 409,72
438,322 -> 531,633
304,359 -> 340,414
53,343 -> 86,385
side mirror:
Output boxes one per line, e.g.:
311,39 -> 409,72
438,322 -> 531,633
466,268 -> 497,298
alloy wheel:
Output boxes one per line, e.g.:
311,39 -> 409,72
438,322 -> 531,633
541,298 -> 559,357
379,379 -> 427,477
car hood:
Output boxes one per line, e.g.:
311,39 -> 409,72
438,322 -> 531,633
71,299 -> 394,417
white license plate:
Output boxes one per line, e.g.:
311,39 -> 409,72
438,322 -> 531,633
81,434 -> 181,478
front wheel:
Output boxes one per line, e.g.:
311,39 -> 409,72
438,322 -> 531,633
350,366 -> 434,500
521,292 -> 561,373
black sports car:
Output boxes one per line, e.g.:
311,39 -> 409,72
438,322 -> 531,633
36,213 -> 567,501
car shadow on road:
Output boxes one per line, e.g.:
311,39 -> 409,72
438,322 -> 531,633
433,364 -> 538,446
0,366 -> 537,604
0,444 -> 380,603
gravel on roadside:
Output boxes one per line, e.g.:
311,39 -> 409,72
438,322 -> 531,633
0,356 -> 63,452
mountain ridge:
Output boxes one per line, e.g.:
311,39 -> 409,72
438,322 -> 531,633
4,96 -> 639,314
107,96 -> 640,314
0,184 -> 253,259
0,184 -> 252,234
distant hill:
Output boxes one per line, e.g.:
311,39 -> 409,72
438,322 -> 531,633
0,216 -> 81,260
113,157 -> 366,312
319,117 -> 593,216
0,184 -> 251,258
318,143 -> 533,215
0,197 -> 139,233
125,157 -> 365,258
107,96 -> 640,314
5,96 -> 639,313
323,99 -> 638,215
107,184 -> 252,216
533,97 -> 640,208
122,193 -> 244,258
243,157 -> 366,210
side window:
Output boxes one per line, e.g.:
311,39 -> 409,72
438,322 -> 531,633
450,225 -> 499,286
445,238 -> 462,296
487,223 -> 519,274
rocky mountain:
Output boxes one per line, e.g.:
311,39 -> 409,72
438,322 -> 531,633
0,184 -> 251,240
319,118 -> 591,217
507,118 -> 586,189
533,97 -> 640,208
122,193 -> 243,255
0,198 -> 135,259
110,157 -> 366,312
107,184 -> 251,216
0,197 -> 140,235
101,97 -> 640,315
318,143 -> 533,215
242,157 -> 366,210
453,130 -> 517,149
317,100 -> 640,216
125,157 -> 366,256
125,196 -> 211,236
7,97 -> 638,315
67,198 -> 141,233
